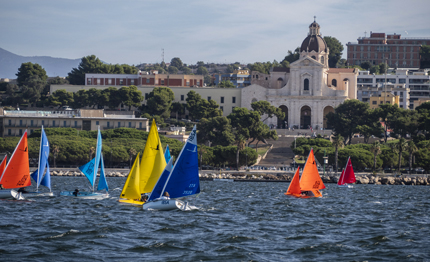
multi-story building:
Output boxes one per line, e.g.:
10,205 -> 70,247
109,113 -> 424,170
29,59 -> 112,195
347,32 -> 430,68
85,71 -> 204,88
0,108 -> 149,137
214,69 -> 251,88
367,91 -> 400,109
356,69 -> 429,109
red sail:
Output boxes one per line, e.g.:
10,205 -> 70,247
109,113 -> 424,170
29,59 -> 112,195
0,131 -> 31,189
337,169 -> 345,185
285,167 -> 301,197
343,158 -> 356,184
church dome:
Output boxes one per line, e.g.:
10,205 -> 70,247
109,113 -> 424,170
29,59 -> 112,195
300,18 -> 328,53
300,35 -> 328,53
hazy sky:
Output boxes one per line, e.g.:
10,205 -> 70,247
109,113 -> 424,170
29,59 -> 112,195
1,0 -> 429,66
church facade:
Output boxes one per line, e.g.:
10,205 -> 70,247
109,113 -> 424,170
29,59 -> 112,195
241,20 -> 358,129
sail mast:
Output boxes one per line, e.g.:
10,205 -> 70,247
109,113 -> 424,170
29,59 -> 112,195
36,126 -> 44,192
93,126 -> 101,193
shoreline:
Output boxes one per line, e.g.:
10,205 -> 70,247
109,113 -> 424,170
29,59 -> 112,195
46,169 -> 430,186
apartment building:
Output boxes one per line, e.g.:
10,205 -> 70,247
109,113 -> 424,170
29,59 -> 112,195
0,108 -> 149,137
85,71 -> 204,88
356,69 -> 429,109
214,69 -> 251,88
347,32 -> 430,68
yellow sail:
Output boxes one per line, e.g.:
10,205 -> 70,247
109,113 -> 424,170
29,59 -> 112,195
119,152 -> 142,204
140,119 -> 167,193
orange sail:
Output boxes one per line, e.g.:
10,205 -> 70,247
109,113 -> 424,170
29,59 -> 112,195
285,167 -> 301,197
0,131 -> 31,189
299,149 -> 325,193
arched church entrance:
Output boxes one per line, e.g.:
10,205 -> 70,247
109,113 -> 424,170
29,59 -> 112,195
323,106 -> 334,129
277,105 -> 288,128
300,106 -> 311,129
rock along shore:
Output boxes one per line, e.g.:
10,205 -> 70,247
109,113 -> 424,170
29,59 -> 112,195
48,169 -> 430,186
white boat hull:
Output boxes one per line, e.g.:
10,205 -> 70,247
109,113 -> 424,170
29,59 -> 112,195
23,191 -> 55,197
143,199 -> 187,211
0,189 -> 25,200
60,191 -> 109,200
338,184 -> 354,188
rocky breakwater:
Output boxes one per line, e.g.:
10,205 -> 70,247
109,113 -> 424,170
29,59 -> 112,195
200,172 -> 430,185
51,170 -> 128,177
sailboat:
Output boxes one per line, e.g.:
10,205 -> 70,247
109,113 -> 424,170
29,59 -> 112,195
284,148 -> 325,198
60,127 -> 109,199
164,144 -> 171,163
337,157 -> 356,188
143,125 -> 200,211
0,131 -> 30,200
24,127 -> 54,197
119,120 -> 166,205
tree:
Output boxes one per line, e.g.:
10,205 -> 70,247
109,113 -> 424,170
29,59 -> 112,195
282,47 -> 300,64
377,104 -> 401,143
70,89 -> 89,109
326,100 -> 371,144
46,89 -> 74,108
118,85 -> 144,110
197,116 -> 235,146
324,36 -> 343,68
369,65 -> 380,74
16,62 -> 48,87
170,57 -> 183,69
168,66 -> 178,74
332,134 -> 344,175
396,138 -> 407,173
406,141 -> 418,173
251,100 -> 285,123
186,90 -> 203,120
171,102 -> 185,120
181,67 -> 192,75
218,80 -> 235,88
21,75 -> 46,106
370,141 -> 381,172
196,66 -> 208,75
379,62 -> 388,75
360,61 -> 372,70
68,55 -> 107,85
145,87 -> 174,118
355,109 -> 384,143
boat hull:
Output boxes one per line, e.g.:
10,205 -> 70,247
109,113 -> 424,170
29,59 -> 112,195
60,191 -> 109,200
142,199 -> 186,211
0,189 -> 25,200
23,191 -> 55,197
118,198 -> 145,205
338,184 -> 354,188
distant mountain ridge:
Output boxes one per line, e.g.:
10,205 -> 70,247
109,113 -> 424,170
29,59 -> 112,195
0,47 -> 81,79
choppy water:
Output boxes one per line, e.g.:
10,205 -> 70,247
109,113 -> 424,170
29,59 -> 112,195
1,177 -> 429,261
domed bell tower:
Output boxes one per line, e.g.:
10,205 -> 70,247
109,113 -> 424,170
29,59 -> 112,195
300,17 -> 329,68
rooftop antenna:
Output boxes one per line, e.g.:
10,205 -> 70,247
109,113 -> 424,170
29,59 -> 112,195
162,48 -> 164,63
364,31 -> 367,37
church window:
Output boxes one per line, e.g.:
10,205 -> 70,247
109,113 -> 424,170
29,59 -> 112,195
312,56 -> 316,60
331,79 -> 337,87
304,79 -> 309,90
321,56 -> 324,64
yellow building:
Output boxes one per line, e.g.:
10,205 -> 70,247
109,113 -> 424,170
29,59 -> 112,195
369,91 -> 400,109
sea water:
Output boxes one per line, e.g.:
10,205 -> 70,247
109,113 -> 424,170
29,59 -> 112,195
0,177 -> 429,261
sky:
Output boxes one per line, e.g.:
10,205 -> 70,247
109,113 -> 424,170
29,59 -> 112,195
1,0 -> 430,66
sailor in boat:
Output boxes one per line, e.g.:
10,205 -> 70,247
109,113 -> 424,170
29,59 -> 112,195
301,190 -> 319,197
158,192 -> 170,200
72,189 -> 80,196
18,187 -> 28,194
140,194 -> 148,203
0,184 -> 3,190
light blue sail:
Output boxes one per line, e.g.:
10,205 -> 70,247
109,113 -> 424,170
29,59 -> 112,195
148,125 -> 200,201
147,159 -> 173,202
164,144 -> 171,163
93,129 -> 102,188
79,157 -> 96,187
97,154 -> 108,191
30,127 -> 51,191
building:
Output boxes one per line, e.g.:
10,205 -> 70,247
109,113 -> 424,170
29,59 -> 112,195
367,91 -> 400,109
85,71 -> 204,88
356,69 -> 429,109
241,19 -> 358,129
346,32 -> 430,68
50,85 -> 242,117
214,69 -> 251,88
0,108 -> 149,137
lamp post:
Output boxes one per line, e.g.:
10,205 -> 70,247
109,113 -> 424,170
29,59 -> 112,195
246,153 -> 248,169
323,150 -> 328,176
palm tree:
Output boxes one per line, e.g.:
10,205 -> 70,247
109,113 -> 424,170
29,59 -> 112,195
370,141 -> 381,172
396,138 -> 407,173
387,142 -> 397,173
331,134 -> 344,175
129,148 -> 137,168
89,146 -> 95,160
52,145 -> 60,168
406,141 -> 418,174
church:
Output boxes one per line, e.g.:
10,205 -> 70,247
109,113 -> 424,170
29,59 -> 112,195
241,19 -> 358,130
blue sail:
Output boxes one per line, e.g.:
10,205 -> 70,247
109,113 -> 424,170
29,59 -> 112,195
147,159 -> 173,202
164,144 -> 171,163
154,125 -> 200,200
79,157 -> 96,187
30,127 -> 50,190
40,164 -> 51,190
93,129 -> 102,188
97,154 -> 108,192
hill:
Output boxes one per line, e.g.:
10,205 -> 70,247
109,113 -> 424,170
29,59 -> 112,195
0,47 -> 81,79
